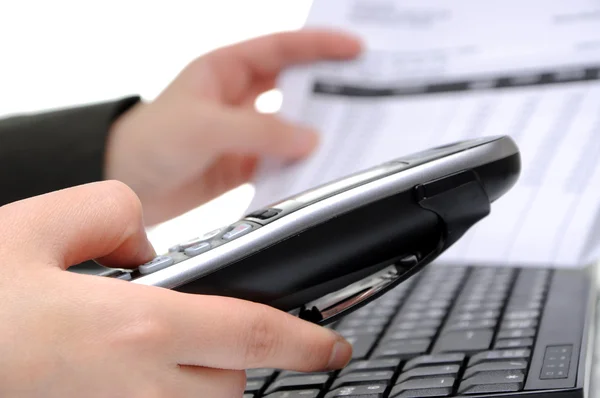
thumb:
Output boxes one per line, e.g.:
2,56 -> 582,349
209,106 -> 320,159
3,180 -> 156,269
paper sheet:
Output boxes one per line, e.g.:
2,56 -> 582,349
250,0 -> 600,268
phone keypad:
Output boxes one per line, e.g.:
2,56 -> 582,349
139,255 -> 175,275
183,242 -> 211,257
222,223 -> 253,240
132,220 -> 261,277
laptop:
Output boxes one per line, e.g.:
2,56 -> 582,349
243,262 -> 598,397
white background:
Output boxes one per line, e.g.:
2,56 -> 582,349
0,0 -> 315,252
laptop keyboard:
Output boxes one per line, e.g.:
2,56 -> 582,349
244,265 -> 552,397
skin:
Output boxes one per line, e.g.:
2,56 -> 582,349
0,30 -> 363,397
105,29 -> 363,225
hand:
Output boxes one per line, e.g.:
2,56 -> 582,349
0,181 -> 353,398
104,29 -> 363,225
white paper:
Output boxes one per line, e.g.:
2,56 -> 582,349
250,0 -> 600,268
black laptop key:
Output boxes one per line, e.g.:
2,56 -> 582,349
265,391 -> 320,398
264,375 -> 330,395
330,371 -> 394,389
468,349 -> 530,367
496,328 -> 536,339
446,319 -> 496,331
503,310 -> 540,320
463,360 -> 528,379
345,335 -> 379,359
454,310 -> 499,321
494,338 -> 534,349
338,326 -> 385,337
246,378 -> 268,392
397,365 -> 461,382
392,377 -> 456,396
391,319 -> 442,330
277,371 -> 330,379
403,353 -> 465,370
247,368 -> 276,379
383,328 -> 437,341
458,370 -> 525,394
339,359 -> 401,375
373,339 -> 430,358
432,330 -> 493,353
338,317 -> 390,328
325,383 -> 387,397
244,394 -> 254,398
389,387 -> 453,397
501,319 -> 537,329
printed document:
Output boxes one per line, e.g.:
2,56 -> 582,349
249,0 -> 600,268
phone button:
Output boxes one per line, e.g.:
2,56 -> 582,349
222,223 -> 253,240
139,255 -> 175,275
184,242 -> 211,257
248,208 -> 281,220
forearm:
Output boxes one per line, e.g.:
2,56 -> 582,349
0,97 -> 139,206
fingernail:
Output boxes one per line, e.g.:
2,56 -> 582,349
327,335 -> 353,370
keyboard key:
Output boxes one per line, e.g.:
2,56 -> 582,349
460,301 -> 503,311
392,377 -> 456,395
389,386 -> 452,397
391,319 -> 441,330
432,330 -> 493,353
496,328 -> 536,339
446,319 -> 497,331
277,371 -> 330,379
338,326 -> 384,337
502,319 -> 537,329
244,394 -> 255,398
463,360 -> 528,379
246,378 -> 268,392
330,370 -> 394,389
468,350 -> 530,367
325,384 -> 387,397
339,359 -> 401,375
264,375 -> 329,395
373,339 -> 430,358
337,317 -> 389,328
383,328 -> 437,341
265,391 -> 319,398
503,310 -> 540,320
403,354 -> 465,371
247,369 -> 276,379
345,334 -> 378,359
454,310 -> 499,321
458,370 -> 525,394
494,338 -> 534,349
397,364 -> 460,383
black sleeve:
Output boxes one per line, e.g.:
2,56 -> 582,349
0,96 -> 140,206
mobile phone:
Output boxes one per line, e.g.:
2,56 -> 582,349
102,135 -> 520,325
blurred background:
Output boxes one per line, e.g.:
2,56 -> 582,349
0,0 -> 314,252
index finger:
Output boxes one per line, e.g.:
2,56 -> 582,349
218,29 -> 364,77
155,292 -> 353,372
205,29 -> 363,102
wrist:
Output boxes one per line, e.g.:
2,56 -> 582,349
104,101 -> 154,199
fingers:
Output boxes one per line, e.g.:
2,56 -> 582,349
2,180 -> 155,269
159,294 -> 353,372
203,105 -> 319,159
215,29 -> 363,78
202,29 -> 363,103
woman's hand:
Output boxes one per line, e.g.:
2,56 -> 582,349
0,181 -> 352,398
104,29 -> 363,225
